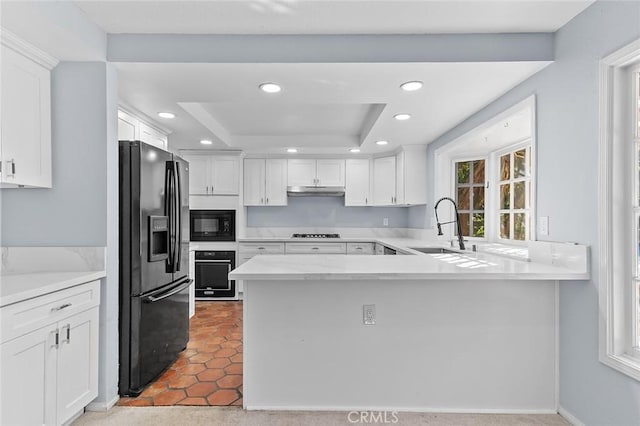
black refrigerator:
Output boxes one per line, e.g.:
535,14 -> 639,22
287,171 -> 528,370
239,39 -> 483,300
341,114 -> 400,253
119,141 -> 191,396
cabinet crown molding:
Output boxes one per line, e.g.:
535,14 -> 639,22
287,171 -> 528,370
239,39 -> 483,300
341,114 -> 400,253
0,28 -> 59,70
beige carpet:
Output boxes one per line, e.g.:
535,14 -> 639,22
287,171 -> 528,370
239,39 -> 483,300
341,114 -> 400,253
74,406 -> 569,426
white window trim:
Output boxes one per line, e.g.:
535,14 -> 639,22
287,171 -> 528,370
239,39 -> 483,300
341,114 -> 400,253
492,140 -> 534,245
598,38 -> 640,382
434,95 -> 537,246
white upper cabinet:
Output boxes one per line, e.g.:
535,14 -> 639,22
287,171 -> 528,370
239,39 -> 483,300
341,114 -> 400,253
0,41 -> 55,189
243,159 -> 265,205
372,148 -> 426,206
396,147 -> 427,205
287,159 -> 345,187
265,159 -> 288,205
316,159 -> 345,186
287,159 -> 316,186
117,109 -> 169,151
212,157 -> 240,195
345,159 -> 370,206
373,156 -> 396,205
244,158 -> 287,206
182,154 -> 240,195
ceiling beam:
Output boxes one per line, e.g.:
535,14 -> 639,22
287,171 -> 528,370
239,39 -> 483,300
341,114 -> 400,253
108,33 -> 553,63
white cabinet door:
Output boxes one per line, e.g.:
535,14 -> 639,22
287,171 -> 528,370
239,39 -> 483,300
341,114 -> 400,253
0,324 -> 57,426
244,159 -> 265,205
1,45 -> 52,188
265,159 -> 287,206
287,159 -> 316,186
373,156 -> 396,206
316,159 -> 345,186
56,308 -> 99,425
212,157 -> 240,195
395,151 -> 406,205
183,155 -> 210,195
345,159 -> 370,206
117,110 -> 138,141
139,122 -> 167,150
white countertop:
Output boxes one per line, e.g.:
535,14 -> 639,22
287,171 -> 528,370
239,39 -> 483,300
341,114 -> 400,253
0,270 -> 106,307
229,237 -> 590,281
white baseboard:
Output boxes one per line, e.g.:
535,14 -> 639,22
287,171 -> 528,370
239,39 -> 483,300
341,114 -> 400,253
558,405 -> 585,426
85,395 -> 119,412
245,405 -> 557,414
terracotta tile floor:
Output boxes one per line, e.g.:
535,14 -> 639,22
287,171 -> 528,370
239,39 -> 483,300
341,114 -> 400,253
119,301 -> 243,407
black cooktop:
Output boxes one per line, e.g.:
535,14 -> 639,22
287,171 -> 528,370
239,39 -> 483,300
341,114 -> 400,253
292,233 -> 341,239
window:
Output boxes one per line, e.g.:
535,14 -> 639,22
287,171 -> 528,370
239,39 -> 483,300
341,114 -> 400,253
599,39 -> 640,381
435,96 -> 536,246
497,146 -> 531,241
455,159 -> 485,237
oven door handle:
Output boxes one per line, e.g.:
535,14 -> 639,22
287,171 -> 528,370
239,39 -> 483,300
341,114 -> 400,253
144,278 -> 192,303
196,260 -> 232,263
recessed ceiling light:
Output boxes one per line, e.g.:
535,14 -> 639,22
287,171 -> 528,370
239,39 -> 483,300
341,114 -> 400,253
350,148 -> 361,153
287,148 -> 297,153
394,113 -> 412,121
157,112 -> 175,119
400,81 -> 423,91
376,140 -> 389,146
259,82 -> 281,93
200,139 -> 213,145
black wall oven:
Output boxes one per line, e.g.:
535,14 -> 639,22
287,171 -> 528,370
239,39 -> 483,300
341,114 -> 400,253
195,251 -> 237,300
190,210 -> 235,241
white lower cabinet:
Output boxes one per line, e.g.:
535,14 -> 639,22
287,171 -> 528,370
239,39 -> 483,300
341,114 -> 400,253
238,242 -> 286,294
285,242 -> 347,254
0,281 -> 100,426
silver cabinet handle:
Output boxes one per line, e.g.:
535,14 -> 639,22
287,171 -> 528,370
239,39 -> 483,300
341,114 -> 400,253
356,247 -> 363,250
51,303 -> 72,312
312,247 -> 319,250
10,159 -> 15,176
365,197 -> 368,204
266,197 -> 269,204
257,247 -> 265,250
62,324 -> 71,343
51,329 -> 59,348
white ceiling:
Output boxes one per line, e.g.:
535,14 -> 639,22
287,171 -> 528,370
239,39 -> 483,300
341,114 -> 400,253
75,0 -> 594,35
2,1 -> 594,155
115,61 -> 550,153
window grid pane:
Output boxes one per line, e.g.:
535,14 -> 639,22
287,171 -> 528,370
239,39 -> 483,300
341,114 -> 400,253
455,159 -> 486,238
497,146 -> 531,241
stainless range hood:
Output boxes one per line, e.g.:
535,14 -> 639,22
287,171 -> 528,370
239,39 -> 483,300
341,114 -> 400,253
287,186 -> 346,197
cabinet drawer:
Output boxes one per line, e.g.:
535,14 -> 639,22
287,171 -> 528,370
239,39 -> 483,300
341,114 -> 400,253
238,242 -> 285,254
346,242 -> 375,255
1,281 -> 100,344
285,242 -> 347,254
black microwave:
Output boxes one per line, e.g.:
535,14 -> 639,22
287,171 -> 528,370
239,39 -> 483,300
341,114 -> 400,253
189,210 -> 236,241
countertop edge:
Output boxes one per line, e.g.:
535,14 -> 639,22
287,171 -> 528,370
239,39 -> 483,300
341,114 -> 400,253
0,270 -> 106,308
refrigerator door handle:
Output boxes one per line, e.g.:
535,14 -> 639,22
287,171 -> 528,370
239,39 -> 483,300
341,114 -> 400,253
143,278 -> 192,303
164,162 -> 174,271
174,161 -> 182,272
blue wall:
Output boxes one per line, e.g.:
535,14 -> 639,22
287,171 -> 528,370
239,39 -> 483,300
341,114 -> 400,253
247,197 -> 409,228
425,2 -> 640,424
1,62 -> 109,246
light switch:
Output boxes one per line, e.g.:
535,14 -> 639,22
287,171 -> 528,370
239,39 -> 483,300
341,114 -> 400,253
538,216 -> 549,236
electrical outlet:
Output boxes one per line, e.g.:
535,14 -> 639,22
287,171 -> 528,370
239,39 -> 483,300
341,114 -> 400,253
383,218 -> 389,227
363,304 -> 376,325
538,216 -> 549,236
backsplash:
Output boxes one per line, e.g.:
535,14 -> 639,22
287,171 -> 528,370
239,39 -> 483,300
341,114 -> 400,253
247,197 -> 409,228
1,246 -> 106,275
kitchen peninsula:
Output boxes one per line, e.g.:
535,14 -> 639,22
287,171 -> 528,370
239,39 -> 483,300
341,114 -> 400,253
229,239 -> 588,413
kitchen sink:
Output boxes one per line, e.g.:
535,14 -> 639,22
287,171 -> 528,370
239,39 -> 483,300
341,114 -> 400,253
408,247 -> 459,254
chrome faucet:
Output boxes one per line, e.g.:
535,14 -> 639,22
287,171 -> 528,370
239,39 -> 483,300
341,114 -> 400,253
434,197 -> 466,251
